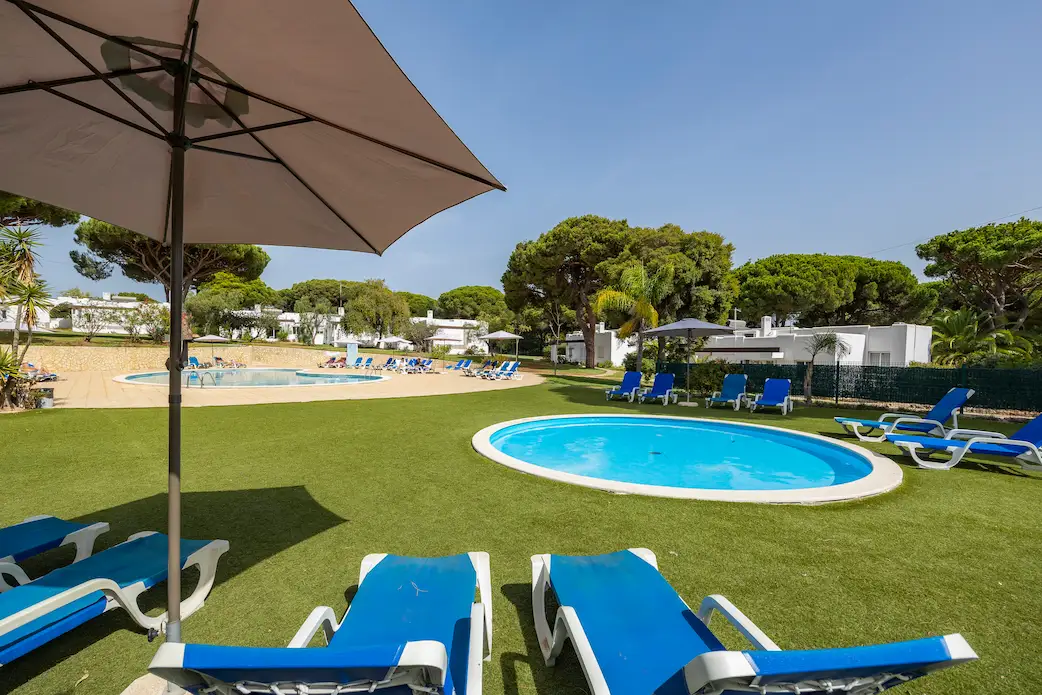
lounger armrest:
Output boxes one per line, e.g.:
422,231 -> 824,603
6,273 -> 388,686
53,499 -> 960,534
151,640 -> 449,692
890,417 -> 946,433
287,606 -> 340,647
467,603 -> 486,695
711,391 -> 721,399
879,412 -> 918,423
695,595 -> 780,651
748,392 -> 762,401
944,428 -> 1006,440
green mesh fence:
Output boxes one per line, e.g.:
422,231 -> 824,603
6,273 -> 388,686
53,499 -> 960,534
658,362 -> 1042,412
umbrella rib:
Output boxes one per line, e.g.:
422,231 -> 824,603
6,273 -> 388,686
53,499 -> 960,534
190,118 -> 312,144
6,1 -> 168,63
0,66 -> 165,97
192,145 -> 279,163
196,74 -> 506,192
34,84 -> 166,140
14,3 -> 168,137
195,81 -> 381,255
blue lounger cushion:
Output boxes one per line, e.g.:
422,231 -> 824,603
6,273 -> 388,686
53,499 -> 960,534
0,533 -> 223,664
539,550 -> 976,695
548,550 -> 719,693
606,371 -> 641,399
837,417 -> 938,433
0,516 -> 104,564
332,555 -> 477,694
885,434 -> 1033,456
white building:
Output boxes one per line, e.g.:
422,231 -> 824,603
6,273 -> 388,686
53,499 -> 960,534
696,317 -> 932,367
409,311 -> 488,354
553,323 -> 636,367
273,309 -> 488,353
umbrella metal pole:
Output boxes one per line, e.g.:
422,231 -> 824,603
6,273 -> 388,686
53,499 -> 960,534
686,330 -> 691,404
165,63 -> 188,645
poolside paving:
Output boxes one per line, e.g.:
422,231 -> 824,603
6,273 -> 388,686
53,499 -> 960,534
45,367 -> 541,409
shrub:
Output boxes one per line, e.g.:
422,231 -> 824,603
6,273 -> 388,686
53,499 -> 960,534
430,345 -> 451,361
276,329 -> 289,342
49,303 -> 72,320
596,360 -> 615,369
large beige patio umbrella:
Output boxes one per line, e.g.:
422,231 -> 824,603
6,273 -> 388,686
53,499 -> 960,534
0,0 -> 502,643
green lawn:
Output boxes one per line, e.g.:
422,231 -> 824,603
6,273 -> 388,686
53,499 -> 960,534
1,382 -> 1039,694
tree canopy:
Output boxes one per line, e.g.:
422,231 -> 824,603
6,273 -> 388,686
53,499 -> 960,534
199,271 -> 278,309
917,218 -> 1042,329
437,285 -> 508,320
340,279 -> 410,339
0,191 -> 80,228
277,279 -> 360,310
735,254 -> 935,326
397,291 -> 438,317
70,220 -> 269,301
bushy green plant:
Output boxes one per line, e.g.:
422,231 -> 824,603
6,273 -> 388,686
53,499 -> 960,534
596,360 -> 615,369
430,345 -> 451,361
275,328 -> 289,342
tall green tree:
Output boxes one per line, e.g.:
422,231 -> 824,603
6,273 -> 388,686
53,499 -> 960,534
736,254 -> 935,326
595,263 -> 673,366
0,191 -> 80,228
397,291 -> 438,317
70,219 -> 270,302
341,279 -> 410,339
502,215 -> 628,367
278,279 -> 361,310
199,271 -> 278,309
1,226 -> 48,355
917,218 -> 1042,329
437,286 -> 508,319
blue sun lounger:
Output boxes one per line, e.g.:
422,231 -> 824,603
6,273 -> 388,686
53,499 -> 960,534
605,371 -> 642,402
835,387 -> 974,442
0,516 -> 110,590
359,357 -> 374,370
445,359 -> 466,371
0,532 -> 228,664
747,378 -> 792,415
705,373 -> 747,410
639,373 -> 676,405
531,549 -> 977,695
150,552 -> 491,694
886,411 -> 1042,471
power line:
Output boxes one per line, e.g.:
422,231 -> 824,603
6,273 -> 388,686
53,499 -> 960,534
868,204 -> 1042,256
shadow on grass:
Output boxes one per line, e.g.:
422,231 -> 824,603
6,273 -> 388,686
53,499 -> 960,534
1,486 -> 346,693
500,583 -> 589,695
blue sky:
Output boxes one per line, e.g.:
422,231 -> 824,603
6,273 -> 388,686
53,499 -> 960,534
33,0 -> 1042,300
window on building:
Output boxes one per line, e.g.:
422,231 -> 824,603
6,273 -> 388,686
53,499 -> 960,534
867,351 -> 891,367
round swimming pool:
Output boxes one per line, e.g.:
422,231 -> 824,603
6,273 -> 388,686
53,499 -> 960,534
472,414 -> 901,503
117,368 -> 387,388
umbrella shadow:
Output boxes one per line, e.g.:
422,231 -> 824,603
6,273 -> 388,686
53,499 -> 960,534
1,486 -> 346,692
500,583 -> 590,695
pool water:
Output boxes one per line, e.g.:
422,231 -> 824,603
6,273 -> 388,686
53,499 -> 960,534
122,368 -> 384,388
487,416 -> 873,490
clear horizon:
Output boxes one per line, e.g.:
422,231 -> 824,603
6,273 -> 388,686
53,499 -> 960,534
29,0 -> 1042,300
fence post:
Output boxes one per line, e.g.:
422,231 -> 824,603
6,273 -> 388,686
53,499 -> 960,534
959,363 -> 968,414
834,361 -> 840,405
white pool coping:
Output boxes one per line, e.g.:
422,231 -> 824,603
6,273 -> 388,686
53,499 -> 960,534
114,367 -> 390,389
472,413 -> 903,505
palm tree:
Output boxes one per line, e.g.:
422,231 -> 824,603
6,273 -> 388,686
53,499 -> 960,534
803,331 -> 849,404
595,263 -> 674,366
931,308 -> 1032,365
10,279 -> 53,362
0,225 -> 44,355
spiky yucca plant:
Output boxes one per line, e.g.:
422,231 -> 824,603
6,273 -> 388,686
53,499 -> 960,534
595,263 -> 674,366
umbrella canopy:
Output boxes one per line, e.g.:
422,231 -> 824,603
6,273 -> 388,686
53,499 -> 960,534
380,335 -> 408,345
643,318 -> 732,339
479,330 -> 521,359
0,0 -> 501,645
478,330 -> 522,340
643,319 -> 733,403
191,334 -> 230,343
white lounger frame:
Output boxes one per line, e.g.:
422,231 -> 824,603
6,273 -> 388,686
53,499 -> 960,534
893,428 -> 1042,471
705,391 -> 746,411
840,411 -> 953,443
639,387 -> 676,406
531,549 -> 975,695
0,515 -> 110,591
281,551 -> 492,695
0,532 -> 228,641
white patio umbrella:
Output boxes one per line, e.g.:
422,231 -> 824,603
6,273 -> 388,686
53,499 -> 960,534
643,318 -> 733,403
479,329 -> 522,359
0,0 -> 502,643
190,333 -> 230,364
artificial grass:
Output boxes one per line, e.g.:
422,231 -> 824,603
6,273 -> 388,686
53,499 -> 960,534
1,383 -> 1039,694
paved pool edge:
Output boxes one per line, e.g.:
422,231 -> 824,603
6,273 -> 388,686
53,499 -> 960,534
472,413 -> 903,505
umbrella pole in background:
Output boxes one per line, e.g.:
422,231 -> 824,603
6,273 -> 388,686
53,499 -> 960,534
686,329 -> 691,404
166,18 -> 197,645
